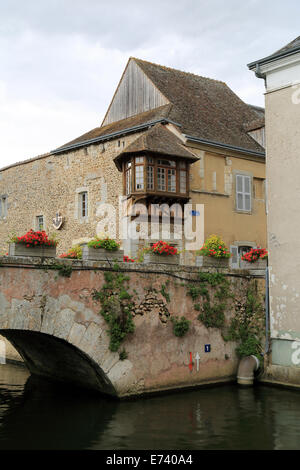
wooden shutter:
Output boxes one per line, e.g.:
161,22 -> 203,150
230,245 -> 239,269
236,175 -> 251,211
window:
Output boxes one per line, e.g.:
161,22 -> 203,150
168,169 -> 176,192
230,244 -> 254,269
123,156 -> 189,196
125,161 -> 132,195
0,196 -> 7,218
135,157 -> 144,190
79,191 -> 88,218
157,167 -> 166,191
179,162 -> 187,194
36,215 -> 44,231
236,174 -> 251,212
157,159 -> 176,193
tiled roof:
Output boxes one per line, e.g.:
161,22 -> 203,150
55,105 -> 172,151
248,36 -> 300,68
114,123 -> 198,170
272,36 -> 300,56
134,59 -> 264,154
54,58 -> 265,156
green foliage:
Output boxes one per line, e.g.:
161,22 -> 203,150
235,335 -> 261,358
223,285 -> 265,358
198,302 -> 226,329
119,349 -> 128,361
92,271 -> 135,352
87,237 -> 120,251
197,234 -> 231,259
160,284 -> 170,303
49,262 -> 73,278
186,272 -> 231,329
171,316 -> 190,337
187,285 -> 209,301
197,272 -> 226,286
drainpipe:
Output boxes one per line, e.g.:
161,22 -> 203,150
237,355 -> 260,386
265,265 -> 270,354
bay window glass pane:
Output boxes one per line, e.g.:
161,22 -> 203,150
168,169 -> 176,192
147,166 -> 154,190
157,167 -> 166,191
135,156 -> 144,164
135,165 -> 144,190
180,170 -> 187,193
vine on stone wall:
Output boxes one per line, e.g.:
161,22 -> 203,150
187,272 -> 232,329
186,272 -> 265,358
92,271 -> 135,353
222,284 -> 265,359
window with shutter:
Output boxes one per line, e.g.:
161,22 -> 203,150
236,174 -> 251,212
230,245 -> 239,269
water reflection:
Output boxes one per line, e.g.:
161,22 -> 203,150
1,363 -> 300,449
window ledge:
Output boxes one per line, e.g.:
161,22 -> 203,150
235,209 -> 252,215
191,189 -> 229,197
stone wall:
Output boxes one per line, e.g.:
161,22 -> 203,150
0,125 -> 267,261
0,132 -> 145,256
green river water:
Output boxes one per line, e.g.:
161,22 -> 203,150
0,363 -> 300,450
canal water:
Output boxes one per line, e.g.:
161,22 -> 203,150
0,363 -> 300,450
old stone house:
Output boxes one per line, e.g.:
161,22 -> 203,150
0,58 -> 266,265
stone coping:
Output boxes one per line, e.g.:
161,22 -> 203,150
0,255 -> 266,278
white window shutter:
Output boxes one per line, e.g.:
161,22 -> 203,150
230,245 -> 239,269
236,174 -> 251,212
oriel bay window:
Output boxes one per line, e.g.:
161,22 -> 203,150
123,155 -> 189,198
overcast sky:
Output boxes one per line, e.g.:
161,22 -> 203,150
0,0 -> 299,167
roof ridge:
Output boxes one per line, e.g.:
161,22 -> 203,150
131,57 -> 227,85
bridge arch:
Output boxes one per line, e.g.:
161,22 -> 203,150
0,329 -> 116,396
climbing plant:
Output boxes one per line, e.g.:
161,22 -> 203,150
186,272 -> 265,359
92,271 -> 135,352
223,284 -> 265,359
187,272 -> 232,329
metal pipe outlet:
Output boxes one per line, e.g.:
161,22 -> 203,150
237,355 -> 260,386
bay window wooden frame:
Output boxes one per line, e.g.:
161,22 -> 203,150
122,154 -> 189,198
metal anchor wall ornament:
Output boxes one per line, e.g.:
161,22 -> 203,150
53,212 -> 64,230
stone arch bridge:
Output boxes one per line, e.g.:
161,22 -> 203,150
0,256 -> 263,397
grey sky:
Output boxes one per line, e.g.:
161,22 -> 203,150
0,0 -> 299,167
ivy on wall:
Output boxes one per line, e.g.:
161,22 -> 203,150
92,271 -> 135,354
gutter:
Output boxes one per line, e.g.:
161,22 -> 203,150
184,135 -> 265,158
247,45 -> 300,70
50,118 -> 182,155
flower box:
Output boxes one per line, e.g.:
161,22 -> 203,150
240,259 -> 267,270
8,243 -> 56,258
82,245 -> 124,262
143,253 -> 180,265
195,256 -> 229,268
